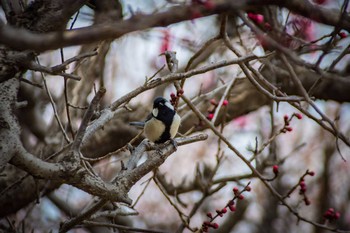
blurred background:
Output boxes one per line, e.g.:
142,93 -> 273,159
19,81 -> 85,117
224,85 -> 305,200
1,0 -> 350,232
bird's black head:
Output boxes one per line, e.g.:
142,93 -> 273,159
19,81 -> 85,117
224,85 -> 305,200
153,97 -> 174,111
152,97 -> 175,123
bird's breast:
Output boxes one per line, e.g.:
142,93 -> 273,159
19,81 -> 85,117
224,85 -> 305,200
144,117 -> 166,142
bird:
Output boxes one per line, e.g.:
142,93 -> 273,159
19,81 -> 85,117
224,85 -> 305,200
130,97 -> 181,144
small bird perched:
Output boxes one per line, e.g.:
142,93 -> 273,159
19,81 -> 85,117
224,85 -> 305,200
130,97 -> 181,144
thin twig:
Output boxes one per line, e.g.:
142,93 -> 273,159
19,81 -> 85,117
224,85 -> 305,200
19,77 -> 43,88
60,48 -> 75,139
280,54 -> 349,156
328,43 -> 350,71
154,175 -> 190,228
184,35 -> 220,72
211,77 -> 235,124
28,62 -> 81,80
63,77 -> 75,138
81,131 -> 143,162
131,176 -> 153,208
69,10 -> 80,30
182,93 -> 350,233
110,53 -> 272,111
29,51 -> 98,80
313,0 -> 349,68
147,64 -> 165,82
207,17 -> 350,231
72,87 -> 106,151
37,58 -> 70,143
59,199 -> 109,233
282,170 -> 310,199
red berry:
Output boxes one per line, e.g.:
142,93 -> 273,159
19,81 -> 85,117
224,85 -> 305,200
338,32 -> 347,39
273,165 -> 279,175
221,207 -> 227,213
206,212 -> 213,218
285,126 -> 293,132
238,194 -> 244,200
207,113 -> 214,120
178,89 -> 184,95
335,212 -> 341,219
295,113 -> 303,119
203,221 -> 211,226
308,171 -> 315,176
233,187 -> 239,193
222,99 -> 229,106
228,204 -> 236,212
211,223 -> 219,229
255,14 -> 264,24
247,13 -> 264,24
323,208 -> 341,221
245,186 -> 251,192
170,93 -> 176,99
247,13 -> 257,21
210,99 -> 217,106
328,208 -> 334,213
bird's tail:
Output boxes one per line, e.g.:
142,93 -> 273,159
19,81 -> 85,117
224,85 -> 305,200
129,121 -> 145,129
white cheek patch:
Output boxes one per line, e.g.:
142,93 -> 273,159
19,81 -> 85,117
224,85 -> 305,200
170,113 -> 181,138
152,108 -> 159,117
165,101 -> 174,110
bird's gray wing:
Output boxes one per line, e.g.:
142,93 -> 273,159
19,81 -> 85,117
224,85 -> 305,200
129,121 -> 145,129
129,113 -> 152,129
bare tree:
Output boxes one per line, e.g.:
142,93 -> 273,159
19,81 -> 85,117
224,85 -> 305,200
0,0 -> 350,232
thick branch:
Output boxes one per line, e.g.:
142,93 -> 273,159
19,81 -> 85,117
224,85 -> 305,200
0,78 -> 21,169
59,134 -> 207,232
10,148 -> 66,178
117,134 -> 208,191
0,0 -> 349,52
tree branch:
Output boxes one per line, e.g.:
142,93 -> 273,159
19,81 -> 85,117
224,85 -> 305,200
0,0 -> 349,52
59,134 -> 208,232
72,87 -> 106,151
0,78 -> 23,169
117,134 -> 208,191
